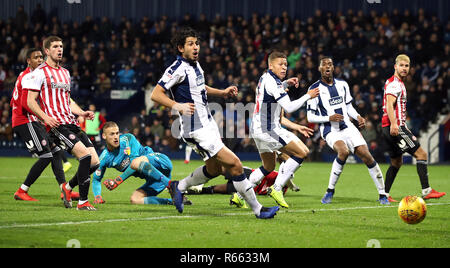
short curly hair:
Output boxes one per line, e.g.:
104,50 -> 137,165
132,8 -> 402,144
171,27 -> 199,55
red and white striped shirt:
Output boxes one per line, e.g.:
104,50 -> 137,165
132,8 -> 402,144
382,75 -> 407,127
21,62 -> 78,128
10,67 -> 39,128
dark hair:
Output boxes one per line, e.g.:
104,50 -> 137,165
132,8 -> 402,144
43,36 -> 62,50
319,56 -> 333,65
171,27 -> 199,55
26,48 -> 42,59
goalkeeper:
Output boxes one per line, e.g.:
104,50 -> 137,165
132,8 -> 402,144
92,121 -> 187,206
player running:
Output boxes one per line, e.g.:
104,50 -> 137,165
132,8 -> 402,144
249,51 -> 319,208
11,47 -> 79,202
92,121 -> 187,206
22,36 -> 99,210
306,57 -> 389,205
381,54 -> 446,202
151,27 -> 279,219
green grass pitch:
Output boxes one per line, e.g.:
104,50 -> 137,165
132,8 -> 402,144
0,157 -> 449,248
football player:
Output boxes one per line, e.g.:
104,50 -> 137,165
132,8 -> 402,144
306,57 -> 389,204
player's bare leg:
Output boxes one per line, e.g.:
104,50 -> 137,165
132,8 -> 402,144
130,189 -> 172,205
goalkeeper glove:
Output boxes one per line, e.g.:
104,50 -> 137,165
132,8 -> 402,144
103,176 -> 124,191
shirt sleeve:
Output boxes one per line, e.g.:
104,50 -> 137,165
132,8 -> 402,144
385,81 -> 402,98
306,98 -> 329,123
157,65 -> 185,91
343,81 -> 353,104
266,77 -> 288,101
21,70 -> 45,92
92,153 -> 107,197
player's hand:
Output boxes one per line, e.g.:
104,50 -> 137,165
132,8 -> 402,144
357,116 -> 366,129
307,87 -> 320,98
223,86 -> 238,99
44,115 -> 60,128
390,123 -> 399,136
103,177 -> 124,191
297,125 -> 314,138
82,111 -> 95,120
329,114 -> 344,122
173,102 -> 195,116
285,78 -> 299,88
93,195 -> 105,204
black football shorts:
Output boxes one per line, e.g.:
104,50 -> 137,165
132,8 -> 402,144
13,121 -> 53,158
382,125 -> 420,158
49,124 -> 93,153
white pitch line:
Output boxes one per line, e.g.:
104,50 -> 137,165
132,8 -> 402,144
0,202 -> 449,230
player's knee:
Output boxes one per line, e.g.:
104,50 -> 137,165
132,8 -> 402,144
229,158 -> 244,176
337,149 -> 350,160
130,192 -> 144,204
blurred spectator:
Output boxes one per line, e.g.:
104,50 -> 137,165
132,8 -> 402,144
117,65 -> 135,87
0,115 -> 12,141
94,72 -> 112,95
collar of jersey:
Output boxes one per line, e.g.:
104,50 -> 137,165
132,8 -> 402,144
177,55 -> 197,67
320,78 -> 335,88
267,70 -> 282,83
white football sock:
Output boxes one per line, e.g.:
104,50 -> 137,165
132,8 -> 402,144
274,156 -> 303,191
20,184 -> 29,192
248,167 -> 266,187
233,179 -> 263,216
328,158 -> 345,190
185,146 -> 192,161
367,162 -> 386,195
178,165 -> 213,192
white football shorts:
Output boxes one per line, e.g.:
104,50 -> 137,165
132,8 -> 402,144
252,127 -> 300,153
181,120 -> 225,161
325,124 -> 366,153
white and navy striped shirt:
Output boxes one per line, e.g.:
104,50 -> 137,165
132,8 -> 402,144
251,70 -> 288,135
158,56 -> 213,134
306,78 -> 353,139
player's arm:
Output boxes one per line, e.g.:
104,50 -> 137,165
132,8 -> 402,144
306,99 -> 343,123
92,163 -> 107,203
26,90 -> 60,128
205,85 -> 238,99
385,94 -> 399,136
346,102 -> 365,129
280,110 -> 313,138
70,98 -> 94,120
103,165 -> 136,191
151,84 -> 195,115
277,87 -> 319,113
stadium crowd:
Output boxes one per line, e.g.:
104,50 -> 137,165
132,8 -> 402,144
0,4 -> 449,161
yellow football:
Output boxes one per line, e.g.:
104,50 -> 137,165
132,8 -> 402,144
398,196 -> 427,224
